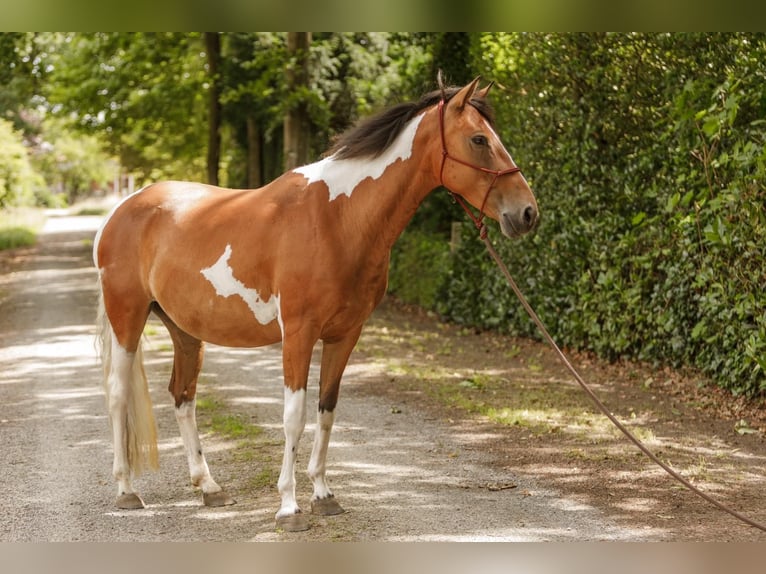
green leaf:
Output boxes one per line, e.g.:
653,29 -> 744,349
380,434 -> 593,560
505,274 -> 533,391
666,192 -> 681,212
691,320 -> 706,340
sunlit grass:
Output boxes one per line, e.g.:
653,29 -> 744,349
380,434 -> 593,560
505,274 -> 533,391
0,226 -> 37,250
0,208 -> 46,251
195,393 -> 280,488
208,412 -> 264,441
197,395 -> 264,440
360,319 -> 662,443
74,206 -> 109,216
431,374 -> 659,442
143,323 -> 159,337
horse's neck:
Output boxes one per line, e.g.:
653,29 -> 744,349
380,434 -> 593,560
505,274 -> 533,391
336,154 -> 435,250
293,151 -> 437,252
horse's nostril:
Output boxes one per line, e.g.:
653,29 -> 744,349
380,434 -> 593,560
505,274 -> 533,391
523,205 -> 537,229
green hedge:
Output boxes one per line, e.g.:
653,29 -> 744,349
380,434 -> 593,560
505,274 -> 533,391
390,34 -> 766,397
388,228 -> 452,310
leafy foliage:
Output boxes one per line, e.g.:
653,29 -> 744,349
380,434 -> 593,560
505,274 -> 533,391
388,228 -> 451,310
47,32 -> 209,182
32,117 -> 114,205
0,119 -> 44,207
432,33 -> 766,396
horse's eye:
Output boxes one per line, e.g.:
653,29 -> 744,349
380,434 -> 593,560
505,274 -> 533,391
471,135 -> 489,147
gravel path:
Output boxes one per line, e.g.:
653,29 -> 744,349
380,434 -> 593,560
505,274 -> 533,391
0,211 -> 653,541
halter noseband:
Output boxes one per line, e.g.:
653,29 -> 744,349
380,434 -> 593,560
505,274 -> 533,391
437,99 -> 521,238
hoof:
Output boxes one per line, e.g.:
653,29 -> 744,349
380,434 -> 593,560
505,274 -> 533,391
276,511 -> 310,532
311,495 -> 345,516
203,490 -> 235,507
116,493 -> 145,510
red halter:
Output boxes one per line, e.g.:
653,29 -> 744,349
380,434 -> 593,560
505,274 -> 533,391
438,99 -> 521,238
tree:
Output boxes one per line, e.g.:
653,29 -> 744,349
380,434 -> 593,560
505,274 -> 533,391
0,33 -> 49,136
32,117 -> 113,204
430,32 -> 474,86
283,32 -> 312,170
220,32 -> 430,187
47,33 -> 209,182
220,32 -> 285,188
0,118 -> 43,207
204,32 -> 222,185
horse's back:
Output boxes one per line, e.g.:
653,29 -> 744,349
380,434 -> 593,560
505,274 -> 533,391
94,181 -> 290,347
96,181 -> 248,266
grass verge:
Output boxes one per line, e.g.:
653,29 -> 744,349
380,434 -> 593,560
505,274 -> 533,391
195,393 -> 280,490
0,208 -> 46,251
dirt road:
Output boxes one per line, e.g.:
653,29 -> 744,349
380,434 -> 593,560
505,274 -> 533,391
1,210 -> 764,542
0,211 -> 645,542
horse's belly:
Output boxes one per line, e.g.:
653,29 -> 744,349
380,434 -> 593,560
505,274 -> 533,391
161,303 -> 283,348
151,279 -> 283,348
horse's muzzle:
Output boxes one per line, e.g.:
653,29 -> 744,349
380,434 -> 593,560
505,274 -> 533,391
502,204 -> 538,238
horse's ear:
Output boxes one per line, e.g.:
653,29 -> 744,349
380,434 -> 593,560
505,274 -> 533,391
476,81 -> 494,99
454,76 -> 481,110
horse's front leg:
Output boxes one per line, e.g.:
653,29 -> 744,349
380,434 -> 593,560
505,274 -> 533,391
308,328 -> 363,516
275,326 -> 316,532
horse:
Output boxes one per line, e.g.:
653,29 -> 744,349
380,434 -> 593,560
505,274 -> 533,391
93,76 -> 538,532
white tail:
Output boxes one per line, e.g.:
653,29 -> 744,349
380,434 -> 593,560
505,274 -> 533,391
97,290 -> 159,475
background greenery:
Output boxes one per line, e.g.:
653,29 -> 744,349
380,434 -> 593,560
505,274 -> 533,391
1,32 -> 764,396
444,33 -> 766,397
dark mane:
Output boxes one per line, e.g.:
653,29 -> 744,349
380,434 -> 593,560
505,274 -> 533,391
326,86 -> 496,160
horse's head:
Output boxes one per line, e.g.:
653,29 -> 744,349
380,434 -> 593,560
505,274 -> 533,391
437,77 -> 538,239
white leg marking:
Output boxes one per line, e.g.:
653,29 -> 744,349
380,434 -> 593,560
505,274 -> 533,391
175,399 -> 222,494
107,336 -> 136,497
308,409 -> 335,501
276,387 -> 307,519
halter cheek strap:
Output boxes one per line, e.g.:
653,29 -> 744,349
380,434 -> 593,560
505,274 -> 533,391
437,99 -> 521,238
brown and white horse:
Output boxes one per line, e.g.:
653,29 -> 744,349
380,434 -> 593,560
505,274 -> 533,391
93,77 -> 538,531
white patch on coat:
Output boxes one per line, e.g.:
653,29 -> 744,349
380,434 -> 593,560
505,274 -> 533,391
162,185 -> 210,222
293,112 -> 425,200
200,244 -> 280,325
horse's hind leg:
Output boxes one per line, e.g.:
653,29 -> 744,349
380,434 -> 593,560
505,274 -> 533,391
106,331 -> 154,509
152,304 -> 234,507
98,295 -> 158,510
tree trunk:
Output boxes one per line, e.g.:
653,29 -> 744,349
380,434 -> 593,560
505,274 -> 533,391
246,114 -> 262,188
283,32 -> 312,171
205,32 -> 222,185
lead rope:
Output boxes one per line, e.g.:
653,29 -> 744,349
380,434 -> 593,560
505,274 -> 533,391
478,227 -> 766,533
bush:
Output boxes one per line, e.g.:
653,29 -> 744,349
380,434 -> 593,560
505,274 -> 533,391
393,34 -> 766,397
388,228 -> 452,310
0,119 -> 45,208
